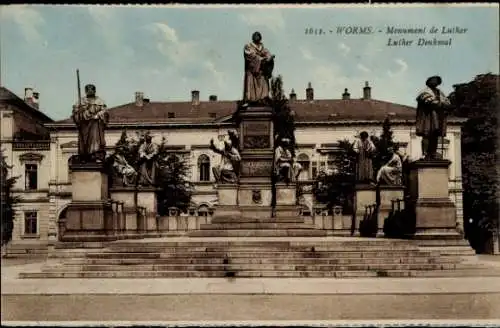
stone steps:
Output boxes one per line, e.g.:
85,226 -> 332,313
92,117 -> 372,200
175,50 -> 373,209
85,249 -> 432,257
199,223 -> 316,230
211,217 -> 306,224
189,229 -> 328,237
20,268 -> 500,279
46,262 -> 467,272
64,256 -> 461,265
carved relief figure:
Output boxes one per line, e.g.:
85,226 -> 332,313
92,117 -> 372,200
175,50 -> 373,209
209,134 -> 241,184
353,131 -> 376,183
416,75 -> 451,160
72,84 -> 109,163
274,138 -> 302,184
137,132 -> 158,186
376,147 -> 403,185
243,31 -> 275,105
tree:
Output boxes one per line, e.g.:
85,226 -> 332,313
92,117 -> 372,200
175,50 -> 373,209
1,149 -> 20,255
271,75 -> 296,154
312,139 -> 356,212
155,138 -> 194,215
110,132 -> 193,216
371,117 -> 396,175
448,73 -> 499,253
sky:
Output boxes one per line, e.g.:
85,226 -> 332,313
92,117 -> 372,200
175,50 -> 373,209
1,4 -> 498,120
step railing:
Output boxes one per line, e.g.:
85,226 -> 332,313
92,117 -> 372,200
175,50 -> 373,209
383,198 -> 416,238
359,203 -> 379,237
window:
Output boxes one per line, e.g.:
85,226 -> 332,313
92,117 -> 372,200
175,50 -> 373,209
168,112 -> 175,118
297,153 -> 310,180
312,162 -> 318,178
327,154 -> 336,170
198,154 -> 210,181
25,164 -> 38,190
198,205 -> 209,217
24,211 -> 38,235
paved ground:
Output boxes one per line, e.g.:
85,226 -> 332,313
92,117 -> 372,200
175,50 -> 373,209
2,255 -> 500,322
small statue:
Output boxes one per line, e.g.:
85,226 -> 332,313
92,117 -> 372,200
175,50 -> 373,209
416,75 -> 452,160
353,131 -> 376,183
137,132 -> 158,186
110,145 -> 137,187
72,84 -> 109,163
376,147 -> 403,185
243,31 -> 275,106
274,138 -> 302,184
210,134 -> 241,184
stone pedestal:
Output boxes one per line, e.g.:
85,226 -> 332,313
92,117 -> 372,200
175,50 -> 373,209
217,184 -> 239,205
378,185 -> 405,234
137,188 -> 158,232
275,183 -> 296,206
354,184 -> 377,231
409,159 -> 459,238
238,184 -> 273,207
62,162 -> 115,242
213,184 -> 242,220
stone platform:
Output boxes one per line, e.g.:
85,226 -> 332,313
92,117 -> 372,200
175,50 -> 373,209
17,236 -> 500,279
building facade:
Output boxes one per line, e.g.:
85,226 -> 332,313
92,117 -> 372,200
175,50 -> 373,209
1,83 -> 465,254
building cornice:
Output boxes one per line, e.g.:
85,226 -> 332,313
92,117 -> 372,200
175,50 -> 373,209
46,117 -> 466,131
46,122 -> 235,130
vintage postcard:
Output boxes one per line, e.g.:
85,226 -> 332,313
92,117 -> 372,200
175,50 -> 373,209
1,3 -> 499,326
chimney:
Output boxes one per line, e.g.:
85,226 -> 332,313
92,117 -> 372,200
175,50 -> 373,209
289,89 -> 297,102
24,87 -> 34,102
209,95 -> 218,102
342,88 -> 350,100
135,91 -> 144,107
191,90 -> 200,106
32,92 -> 40,109
363,81 -> 371,100
306,82 -> 314,101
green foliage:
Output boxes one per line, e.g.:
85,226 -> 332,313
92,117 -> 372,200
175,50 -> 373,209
271,75 -> 296,154
312,139 -> 356,210
1,149 -> 20,247
111,132 -> 193,215
156,153 -> 194,215
449,73 -> 499,246
371,117 -> 396,175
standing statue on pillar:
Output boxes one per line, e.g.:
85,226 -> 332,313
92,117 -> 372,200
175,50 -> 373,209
243,31 -> 275,106
416,75 -> 451,160
72,82 -> 109,163
137,132 -> 158,186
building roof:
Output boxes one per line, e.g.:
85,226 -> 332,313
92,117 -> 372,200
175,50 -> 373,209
0,86 -> 54,123
51,97 -> 464,127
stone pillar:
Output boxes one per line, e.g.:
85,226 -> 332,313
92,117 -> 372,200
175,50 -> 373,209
235,105 -> 275,219
275,183 -> 296,205
354,184 -> 377,232
378,185 -> 405,235
62,161 -> 115,242
408,159 -> 459,238
212,184 -> 241,221
332,205 -> 343,230
137,187 -> 158,233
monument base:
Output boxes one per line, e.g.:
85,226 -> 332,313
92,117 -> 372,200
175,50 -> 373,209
238,184 -> 273,207
378,185 -> 405,235
355,183 -> 377,231
409,159 -> 460,239
60,201 -> 116,242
